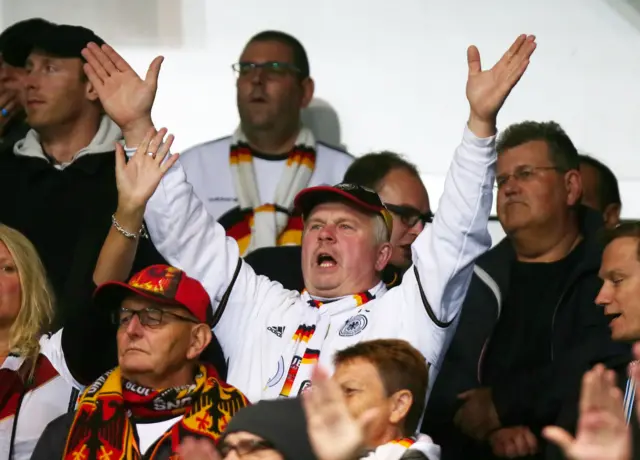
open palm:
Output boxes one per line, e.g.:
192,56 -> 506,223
82,42 -> 163,131
115,127 -> 179,212
543,365 -> 630,460
466,34 -> 537,124
303,366 -> 377,460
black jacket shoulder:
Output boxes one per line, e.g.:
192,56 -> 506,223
30,412 -> 74,460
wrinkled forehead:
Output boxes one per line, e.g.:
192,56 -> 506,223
497,140 -> 553,172
304,200 -> 374,224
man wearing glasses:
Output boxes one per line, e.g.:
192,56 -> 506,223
424,121 -> 629,460
31,264 -> 249,460
343,152 -> 433,287
177,30 -> 353,257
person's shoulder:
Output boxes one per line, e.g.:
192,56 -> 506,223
30,412 -> 75,460
180,136 -> 233,159
316,141 -> 354,159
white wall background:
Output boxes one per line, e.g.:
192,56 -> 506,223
3,0 -> 640,243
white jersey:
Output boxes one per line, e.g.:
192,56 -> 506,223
139,125 -> 496,403
0,332 -> 81,460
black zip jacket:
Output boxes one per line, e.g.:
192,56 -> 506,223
423,206 -> 630,460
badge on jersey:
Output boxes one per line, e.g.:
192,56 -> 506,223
339,314 -> 368,337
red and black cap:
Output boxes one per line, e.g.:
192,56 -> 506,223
93,264 -> 211,324
294,183 -> 393,235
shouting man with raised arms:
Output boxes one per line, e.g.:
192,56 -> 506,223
85,35 -> 537,403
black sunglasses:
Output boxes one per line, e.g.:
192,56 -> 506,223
384,203 -> 434,228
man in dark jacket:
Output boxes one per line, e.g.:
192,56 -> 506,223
0,22 -> 164,328
423,121 -> 629,460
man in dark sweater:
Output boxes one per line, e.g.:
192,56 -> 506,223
0,23 -> 163,328
423,121 -> 629,460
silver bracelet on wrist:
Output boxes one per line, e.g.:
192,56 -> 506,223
111,213 -> 149,240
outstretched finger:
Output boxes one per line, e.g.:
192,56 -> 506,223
146,56 -> 164,89
494,34 -> 528,70
81,46 -> 111,82
498,56 -> 531,95
83,62 -> 104,91
155,133 -> 174,165
86,42 -> 119,77
134,128 -> 157,159
101,44 -> 135,74
148,128 -> 168,156
467,45 -> 481,76
504,37 -> 536,79
159,152 -> 180,173
114,142 -> 126,174
542,426 -> 574,454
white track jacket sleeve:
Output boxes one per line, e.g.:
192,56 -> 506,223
373,125 -> 496,385
141,157 -> 297,363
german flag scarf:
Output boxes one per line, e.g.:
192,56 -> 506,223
62,364 -> 249,459
263,282 -> 386,399
229,126 -> 316,256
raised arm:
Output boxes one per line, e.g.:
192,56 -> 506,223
386,35 -> 537,370
81,43 -> 292,322
93,129 -> 176,284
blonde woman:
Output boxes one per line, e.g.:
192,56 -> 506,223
0,224 -> 80,460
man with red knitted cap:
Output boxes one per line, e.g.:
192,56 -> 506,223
31,264 -> 249,460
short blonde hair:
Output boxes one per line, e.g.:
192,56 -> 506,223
0,225 -> 55,371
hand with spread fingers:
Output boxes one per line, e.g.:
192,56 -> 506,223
465,34 -> 537,138
543,364 -> 630,460
81,42 -> 163,144
302,366 -> 378,460
115,127 -> 179,213
177,437 -> 222,460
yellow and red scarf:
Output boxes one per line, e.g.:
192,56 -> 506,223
63,364 -> 249,460
229,126 -> 316,256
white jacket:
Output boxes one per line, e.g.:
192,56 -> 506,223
139,125 -> 496,403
